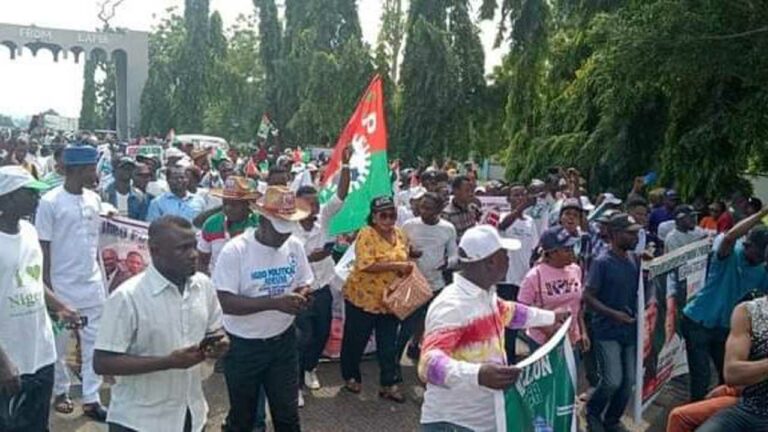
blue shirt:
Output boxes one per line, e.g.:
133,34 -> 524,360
146,192 -> 206,223
587,250 -> 640,343
649,206 -> 674,235
684,235 -> 768,329
101,180 -> 153,221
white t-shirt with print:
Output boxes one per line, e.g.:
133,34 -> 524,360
500,214 -> 539,286
35,186 -> 105,309
213,233 -> 314,339
0,221 -> 57,374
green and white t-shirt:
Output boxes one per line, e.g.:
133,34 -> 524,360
0,221 -> 56,374
197,212 -> 260,274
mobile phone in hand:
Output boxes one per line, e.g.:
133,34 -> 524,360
65,316 -> 88,330
199,333 -> 225,350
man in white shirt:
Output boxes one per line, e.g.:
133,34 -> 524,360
399,192 -> 458,361
419,226 -> 567,431
0,166 -> 81,431
293,147 -> 350,392
35,145 -> 109,421
93,216 -> 228,432
214,186 -> 314,432
496,184 -> 540,362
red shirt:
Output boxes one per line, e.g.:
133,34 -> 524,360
717,212 -> 734,233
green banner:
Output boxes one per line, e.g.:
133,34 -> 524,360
499,318 -> 577,432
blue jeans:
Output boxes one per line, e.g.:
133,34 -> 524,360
586,339 -> 637,426
421,422 -> 473,432
697,405 -> 768,431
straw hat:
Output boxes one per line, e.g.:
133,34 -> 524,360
210,176 -> 260,200
250,185 -> 310,222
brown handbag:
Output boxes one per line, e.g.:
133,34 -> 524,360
383,265 -> 434,320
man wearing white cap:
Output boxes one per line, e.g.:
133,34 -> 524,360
214,186 -> 314,432
418,225 -> 568,432
0,166 -> 81,431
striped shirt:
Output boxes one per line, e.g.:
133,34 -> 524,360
419,274 -> 555,431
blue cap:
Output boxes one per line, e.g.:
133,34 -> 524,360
539,226 -> 580,251
62,145 -> 98,166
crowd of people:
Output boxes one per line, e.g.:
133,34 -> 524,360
0,130 -> 767,432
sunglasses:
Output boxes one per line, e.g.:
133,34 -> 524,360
376,211 -> 397,220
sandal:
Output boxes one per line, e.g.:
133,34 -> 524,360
343,379 -> 362,394
378,385 -> 406,403
53,393 -> 74,414
82,403 -> 108,423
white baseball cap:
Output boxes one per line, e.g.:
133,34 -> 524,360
0,166 -> 49,197
458,225 -> 521,263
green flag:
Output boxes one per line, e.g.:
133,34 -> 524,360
319,76 -> 391,235
500,318 -> 577,432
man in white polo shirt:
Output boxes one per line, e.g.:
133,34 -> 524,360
93,216 -> 227,432
0,166 -> 81,431
214,186 -> 314,432
35,144 -> 109,421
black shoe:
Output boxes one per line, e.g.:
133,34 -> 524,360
586,414 -> 606,432
82,403 -> 108,423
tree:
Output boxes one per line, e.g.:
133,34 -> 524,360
480,0 -> 768,198
375,0 -> 405,83
79,58 -> 99,131
446,0 -> 486,160
140,9 -> 185,136
280,0 -> 373,147
203,14 -> 265,142
254,0 -> 282,123
398,12 -> 458,162
175,0 -> 210,133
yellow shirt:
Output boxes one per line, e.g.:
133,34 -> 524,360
343,226 -> 409,313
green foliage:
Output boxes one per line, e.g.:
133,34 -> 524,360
79,51 -> 116,132
203,15 -> 265,142
398,15 -> 458,162
140,9 -> 185,136
488,0 -> 768,199
255,0 -> 282,123
397,0 -> 487,163
79,58 -> 98,131
175,0 -> 210,133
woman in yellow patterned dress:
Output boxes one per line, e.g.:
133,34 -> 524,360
341,196 -> 412,402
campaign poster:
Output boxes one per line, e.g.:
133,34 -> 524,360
497,318 -> 577,432
635,238 -> 711,417
99,216 -> 150,293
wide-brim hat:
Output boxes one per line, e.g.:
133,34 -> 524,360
191,148 -> 209,161
250,185 -> 310,222
210,176 -> 260,200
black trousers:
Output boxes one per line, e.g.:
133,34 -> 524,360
109,410 -> 193,432
340,300 -> 401,386
682,315 -> 728,401
224,327 -> 301,432
296,285 -> 333,375
0,363 -> 53,432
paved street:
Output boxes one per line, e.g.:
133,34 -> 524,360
52,358 -> 426,432
51,356 -> 687,431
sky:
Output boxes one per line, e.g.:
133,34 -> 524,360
0,0 -> 506,119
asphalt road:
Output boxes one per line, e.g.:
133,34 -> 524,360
50,353 -> 683,431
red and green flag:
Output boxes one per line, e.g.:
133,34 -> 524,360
320,75 -> 392,235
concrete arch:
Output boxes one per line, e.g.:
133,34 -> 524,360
0,23 -> 148,138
